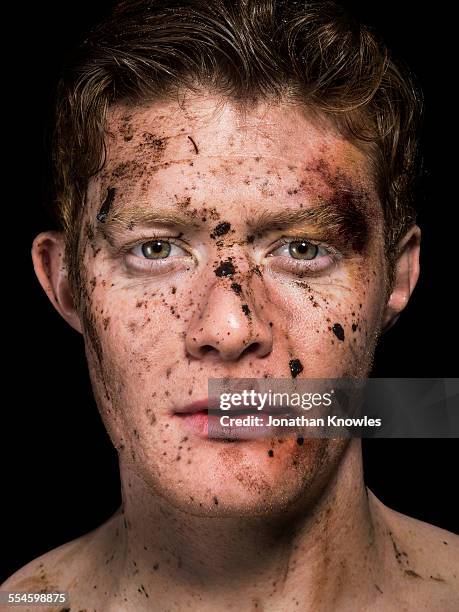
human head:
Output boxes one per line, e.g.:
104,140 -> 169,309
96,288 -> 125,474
32,0 -> 422,517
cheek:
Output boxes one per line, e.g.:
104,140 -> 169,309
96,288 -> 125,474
97,290 -> 185,380
264,257 -> 386,375
80,282 -> 189,457
79,254 -> 189,402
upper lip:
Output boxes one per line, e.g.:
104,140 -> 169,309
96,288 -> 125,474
173,398 -> 220,415
173,397 -> 292,415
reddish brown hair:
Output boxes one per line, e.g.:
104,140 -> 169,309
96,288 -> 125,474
50,0 -> 424,288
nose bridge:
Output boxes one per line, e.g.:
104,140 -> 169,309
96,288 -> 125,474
184,263 -> 273,362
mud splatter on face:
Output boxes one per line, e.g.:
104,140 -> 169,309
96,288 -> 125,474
332,323 -> 345,341
119,114 -> 134,141
69,98 -> 390,550
141,132 -> 167,153
96,187 -> 116,223
214,259 -> 235,277
210,221 -> 231,238
289,358 -> 304,378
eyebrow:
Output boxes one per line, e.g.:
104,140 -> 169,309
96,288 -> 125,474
96,190 -> 372,253
246,195 -> 371,253
95,203 -> 200,243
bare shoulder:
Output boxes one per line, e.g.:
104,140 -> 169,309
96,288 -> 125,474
369,490 -> 459,611
0,510 -> 122,612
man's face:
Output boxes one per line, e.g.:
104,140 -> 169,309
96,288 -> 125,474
76,94 -> 387,516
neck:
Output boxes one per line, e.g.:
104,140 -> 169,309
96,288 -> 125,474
108,440 -> 387,611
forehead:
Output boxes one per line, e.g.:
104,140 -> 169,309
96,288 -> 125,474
91,94 -> 377,209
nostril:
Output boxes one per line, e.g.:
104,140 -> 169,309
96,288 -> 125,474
241,341 -> 262,356
199,345 -> 218,357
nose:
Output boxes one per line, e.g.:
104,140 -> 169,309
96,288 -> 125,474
185,282 -> 273,362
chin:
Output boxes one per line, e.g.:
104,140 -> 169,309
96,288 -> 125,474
132,437 -> 339,517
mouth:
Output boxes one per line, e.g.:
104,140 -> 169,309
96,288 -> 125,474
173,397 -> 294,439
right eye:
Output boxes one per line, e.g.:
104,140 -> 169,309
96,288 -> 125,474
131,239 -> 186,260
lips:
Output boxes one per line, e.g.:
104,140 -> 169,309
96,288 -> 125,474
172,396 -> 295,439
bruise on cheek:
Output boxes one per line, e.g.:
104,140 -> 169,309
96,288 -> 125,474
96,187 -> 116,223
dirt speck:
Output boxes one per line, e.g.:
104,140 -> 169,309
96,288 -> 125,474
332,323 -> 345,341
97,187 -> 116,223
215,260 -> 235,277
404,569 -> 422,579
289,358 -> 303,378
211,221 -> 231,238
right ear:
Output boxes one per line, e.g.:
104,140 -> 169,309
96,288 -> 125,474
31,231 -> 82,334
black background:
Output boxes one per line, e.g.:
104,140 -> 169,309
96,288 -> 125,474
1,1 -> 458,581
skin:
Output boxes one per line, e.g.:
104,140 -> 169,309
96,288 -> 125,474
3,92 -> 458,611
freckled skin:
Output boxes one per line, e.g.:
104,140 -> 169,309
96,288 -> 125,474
22,93 -> 459,612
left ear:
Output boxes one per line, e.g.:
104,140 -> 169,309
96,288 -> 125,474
382,224 -> 421,332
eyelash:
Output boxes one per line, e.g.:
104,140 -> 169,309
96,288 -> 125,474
122,236 -> 341,275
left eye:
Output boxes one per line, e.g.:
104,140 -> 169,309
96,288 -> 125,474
131,240 -> 186,260
269,240 -> 328,260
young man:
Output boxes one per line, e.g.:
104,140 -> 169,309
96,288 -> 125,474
3,0 -> 458,610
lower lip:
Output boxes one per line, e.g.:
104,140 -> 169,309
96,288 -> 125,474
175,410 -> 210,436
173,410 -> 294,440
